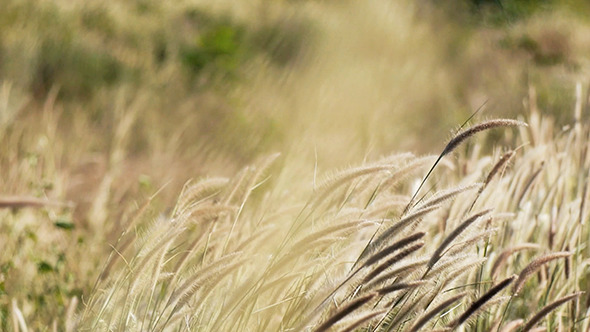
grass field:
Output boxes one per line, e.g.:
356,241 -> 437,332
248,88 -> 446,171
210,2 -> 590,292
1,0 -> 590,331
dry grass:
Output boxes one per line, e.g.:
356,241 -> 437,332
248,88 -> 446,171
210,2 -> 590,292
74,92 -> 590,331
1,0 -> 590,331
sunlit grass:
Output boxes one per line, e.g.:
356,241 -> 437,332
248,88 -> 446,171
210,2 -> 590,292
0,0 -> 589,331
81,101 -> 590,331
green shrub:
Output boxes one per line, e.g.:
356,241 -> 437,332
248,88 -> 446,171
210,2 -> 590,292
181,21 -> 246,80
32,38 -> 124,100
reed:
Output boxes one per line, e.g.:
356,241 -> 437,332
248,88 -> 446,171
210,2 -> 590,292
408,292 -> 467,332
405,119 -> 527,213
491,244 -> 541,280
357,205 -> 440,265
448,275 -> 515,328
340,310 -> 387,332
361,232 -> 426,268
521,292 -> 583,332
313,293 -> 376,332
362,242 -> 425,283
513,252 -> 572,295
425,209 -> 492,274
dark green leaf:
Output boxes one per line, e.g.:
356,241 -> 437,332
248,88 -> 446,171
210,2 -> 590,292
54,220 -> 75,230
37,261 -> 54,273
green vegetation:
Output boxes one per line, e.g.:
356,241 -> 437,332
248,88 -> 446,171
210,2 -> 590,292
0,0 -> 589,331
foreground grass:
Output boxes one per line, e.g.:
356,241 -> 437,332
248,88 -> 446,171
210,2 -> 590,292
2,93 -> 589,330
75,99 -> 590,331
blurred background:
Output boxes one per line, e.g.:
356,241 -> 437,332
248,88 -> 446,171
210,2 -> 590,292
1,0 -> 590,215
1,0 -> 590,328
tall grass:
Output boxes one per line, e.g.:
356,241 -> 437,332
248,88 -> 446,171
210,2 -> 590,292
1,0 -> 590,331
74,88 -> 590,331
